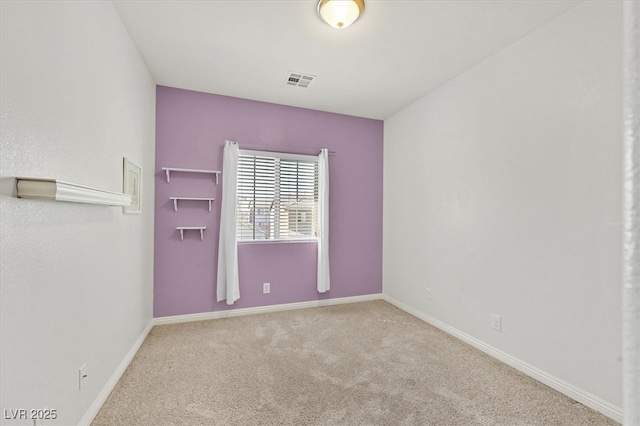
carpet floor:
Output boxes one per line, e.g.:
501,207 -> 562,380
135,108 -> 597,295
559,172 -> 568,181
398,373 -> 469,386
92,300 -> 617,425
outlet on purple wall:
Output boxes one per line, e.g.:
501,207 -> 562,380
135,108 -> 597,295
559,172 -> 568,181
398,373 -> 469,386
154,86 -> 383,317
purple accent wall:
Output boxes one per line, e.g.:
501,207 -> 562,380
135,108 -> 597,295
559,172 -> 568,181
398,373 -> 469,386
154,86 -> 383,317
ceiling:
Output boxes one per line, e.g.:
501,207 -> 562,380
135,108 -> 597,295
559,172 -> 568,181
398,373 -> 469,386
113,0 -> 581,120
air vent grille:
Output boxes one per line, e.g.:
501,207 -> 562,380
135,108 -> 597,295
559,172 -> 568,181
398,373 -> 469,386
286,71 -> 315,88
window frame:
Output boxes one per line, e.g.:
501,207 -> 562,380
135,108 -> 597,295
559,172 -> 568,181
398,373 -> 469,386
236,149 -> 319,244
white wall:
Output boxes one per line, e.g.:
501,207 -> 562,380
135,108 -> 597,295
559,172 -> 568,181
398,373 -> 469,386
0,2 -> 155,425
384,0 -> 622,417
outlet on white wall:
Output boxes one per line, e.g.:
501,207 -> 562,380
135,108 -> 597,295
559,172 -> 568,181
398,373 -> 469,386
263,283 -> 270,294
79,363 -> 87,391
491,314 -> 502,332
426,287 -> 432,299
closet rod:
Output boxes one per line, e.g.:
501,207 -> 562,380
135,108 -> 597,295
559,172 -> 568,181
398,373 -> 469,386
238,144 -> 335,156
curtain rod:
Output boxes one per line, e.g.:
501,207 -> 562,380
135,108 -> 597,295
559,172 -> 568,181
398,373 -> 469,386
238,144 -> 336,156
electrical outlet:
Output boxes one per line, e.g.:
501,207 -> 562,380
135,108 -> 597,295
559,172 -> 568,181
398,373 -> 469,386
79,363 -> 87,390
263,283 -> 270,294
426,287 -> 432,299
491,314 -> 502,332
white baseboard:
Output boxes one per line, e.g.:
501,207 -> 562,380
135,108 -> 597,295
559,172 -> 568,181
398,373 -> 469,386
382,295 -> 623,423
153,293 -> 384,326
78,320 -> 154,426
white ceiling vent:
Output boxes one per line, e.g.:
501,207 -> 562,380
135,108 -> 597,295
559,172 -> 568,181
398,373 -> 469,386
286,71 -> 315,88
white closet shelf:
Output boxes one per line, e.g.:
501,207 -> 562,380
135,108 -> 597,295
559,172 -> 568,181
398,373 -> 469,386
16,178 -> 131,207
169,197 -> 215,212
176,226 -> 206,241
161,167 -> 221,185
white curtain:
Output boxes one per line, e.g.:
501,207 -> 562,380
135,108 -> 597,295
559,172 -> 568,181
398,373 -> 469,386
317,149 -> 330,293
217,140 -> 240,305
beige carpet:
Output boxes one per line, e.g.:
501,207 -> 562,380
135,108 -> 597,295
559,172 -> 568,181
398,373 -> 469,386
93,300 -> 617,425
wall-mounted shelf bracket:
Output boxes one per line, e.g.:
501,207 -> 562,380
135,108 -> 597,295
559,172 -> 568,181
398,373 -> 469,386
161,167 -> 221,185
16,178 -> 131,207
177,226 -> 206,240
169,197 -> 215,212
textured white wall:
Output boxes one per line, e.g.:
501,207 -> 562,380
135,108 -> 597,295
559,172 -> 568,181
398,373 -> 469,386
384,0 -> 622,414
622,3 -> 640,424
0,2 -> 155,425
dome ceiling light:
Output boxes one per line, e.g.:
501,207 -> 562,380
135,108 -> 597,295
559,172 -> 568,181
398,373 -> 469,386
317,0 -> 365,29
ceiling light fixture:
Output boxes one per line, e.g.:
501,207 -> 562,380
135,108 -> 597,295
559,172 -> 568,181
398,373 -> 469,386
317,0 -> 365,29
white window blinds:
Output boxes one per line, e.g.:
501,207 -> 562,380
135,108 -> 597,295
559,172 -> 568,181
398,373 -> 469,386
237,151 -> 318,241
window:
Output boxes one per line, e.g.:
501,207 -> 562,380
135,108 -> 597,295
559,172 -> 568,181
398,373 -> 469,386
236,150 -> 318,241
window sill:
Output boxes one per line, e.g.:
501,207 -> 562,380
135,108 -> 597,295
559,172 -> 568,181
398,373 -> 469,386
237,239 -> 318,245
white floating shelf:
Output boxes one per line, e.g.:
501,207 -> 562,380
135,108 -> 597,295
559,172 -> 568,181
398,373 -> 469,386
169,197 -> 215,212
161,167 -> 221,185
16,178 -> 131,207
176,226 -> 206,241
